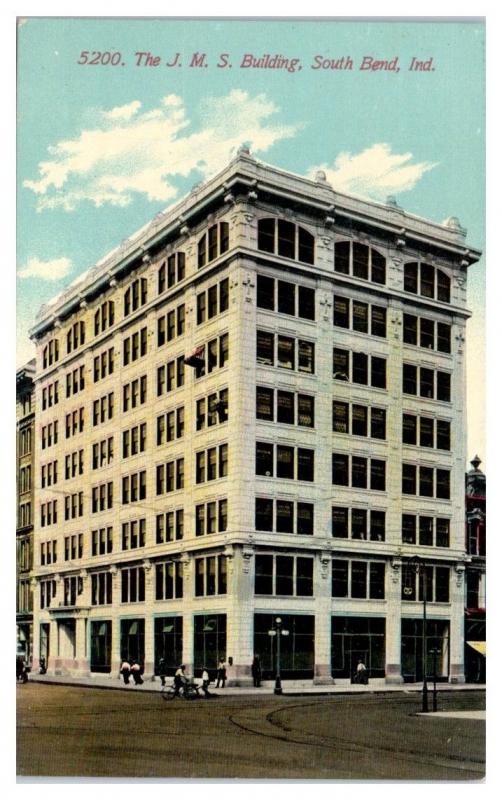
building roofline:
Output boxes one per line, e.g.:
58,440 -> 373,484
29,151 -> 482,338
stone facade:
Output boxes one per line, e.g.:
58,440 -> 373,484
29,152 -> 481,683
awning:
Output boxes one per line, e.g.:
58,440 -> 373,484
467,641 -> 486,656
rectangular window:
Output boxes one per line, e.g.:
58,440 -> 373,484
255,498 -> 273,531
257,331 -> 274,365
420,318 -> 435,350
277,391 -> 294,424
299,286 -> 315,320
256,442 -> 273,476
403,414 -> 417,445
352,352 -> 368,385
351,404 -> 367,437
277,336 -> 294,370
257,275 -> 275,310
333,297 -> 349,328
332,507 -> 349,538
298,340 -> 315,373
276,445 -> 294,479
298,395 -> 314,427
333,453 -> 349,486
403,314 -> 418,345
352,301 -> 368,333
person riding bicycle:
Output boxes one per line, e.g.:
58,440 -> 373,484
174,664 -> 188,697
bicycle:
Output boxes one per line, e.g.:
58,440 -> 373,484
161,681 -> 201,701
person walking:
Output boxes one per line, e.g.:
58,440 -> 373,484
251,654 -> 262,687
158,657 -> 168,687
201,666 -> 211,698
355,659 -> 368,685
216,659 -> 226,688
131,660 -> 144,685
120,658 -> 131,685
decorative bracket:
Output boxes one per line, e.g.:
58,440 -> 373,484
390,558 -> 402,583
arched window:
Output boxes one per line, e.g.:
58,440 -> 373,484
403,262 -> 450,303
334,240 -> 386,285
158,251 -> 185,293
198,222 -> 229,269
124,278 -> 148,317
257,218 -> 315,265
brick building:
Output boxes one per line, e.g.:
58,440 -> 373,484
29,150 -> 480,684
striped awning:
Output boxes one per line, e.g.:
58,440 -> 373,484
467,641 -> 486,656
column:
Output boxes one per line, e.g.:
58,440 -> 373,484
314,552 -> 334,684
143,559 -> 155,677
31,577 -> 40,670
181,555 -> 194,676
75,617 -> 88,675
385,557 -> 404,683
225,545 -> 254,686
110,566 -> 122,675
449,564 -> 466,683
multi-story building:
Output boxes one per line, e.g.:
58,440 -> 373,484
29,149 -> 481,684
16,359 -> 36,662
465,455 -> 486,682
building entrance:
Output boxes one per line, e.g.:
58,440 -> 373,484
331,617 -> 385,679
90,620 -> 112,673
193,614 -> 226,676
154,616 -> 182,676
254,614 -> 315,679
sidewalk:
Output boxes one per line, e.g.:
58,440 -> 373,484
26,672 -> 486,696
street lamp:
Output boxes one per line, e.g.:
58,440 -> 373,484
268,616 -> 289,695
403,555 -> 429,713
429,646 -> 441,713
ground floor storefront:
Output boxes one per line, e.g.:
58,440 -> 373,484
34,607 -> 461,684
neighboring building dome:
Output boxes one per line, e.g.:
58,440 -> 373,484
466,455 -> 486,497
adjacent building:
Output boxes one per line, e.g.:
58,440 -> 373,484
16,359 -> 36,662
465,455 -> 486,683
29,150 -> 481,683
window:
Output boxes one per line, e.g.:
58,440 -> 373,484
403,314 -> 451,354
404,262 -> 451,303
402,415 -> 451,450
91,572 -> 112,605
91,437 -> 113,470
195,446 -> 227,484
198,221 -> 230,268
41,380 -> 59,410
155,509 -> 184,544
159,251 -> 185,293
333,349 -> 386,389
255,554 -> 313,596
332,558 -> 385,599
91,482 -> 113,513
91,526 -> 113,556
64,533 -> 83,561
196,389 -> 228,430
123,327 -> 148,365
402,465 -> 451,499
255,498 -> 313,535
155,561 -> 184,600
123,375 -> 147,411
257,387 -> 314,427
332,507 -> 385,541
157,407 -> 184,444
257,331 -> 315,374
403,364 -> 451,403
256,275 -> 315,320
156,459 -> 184,494
332,455 -> 386,491
158,303 -> 186,346
41,421 -> 58,449
63,576 -> 83,607
401,565 -> 450,603
40,500 -> 57,527
42,338 -> 59,368
65,365 -> 85,398
94,300 -> 115,335
124,277 -> 148,317
333,296 -> 386,337
157,356 -> 185,395
192,334 -> 229,378
122,518 -> 146,550
195,499 -> 228,536
333,402 -> 386,440
121,567 -> 145,603
40,539 -> 57,566
256,443 -> 314,482
257,218 -> 314,264
66,321 -> 85,354
64,448 -> 84,478
334,240 -> 386,284
93,348 -> 114,382
92,392 -> 114,426
195,556 -> 227,596
122,471 -> 147,503
196,278 -> 229,324
122,423 -> 147,458
64,491 -> 84,519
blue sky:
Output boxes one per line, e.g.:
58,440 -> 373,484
16,17 -> 485,460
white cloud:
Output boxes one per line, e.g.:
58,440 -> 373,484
23,90 -> 299,211
309,143 -> 437,201
17,256 -> 73,281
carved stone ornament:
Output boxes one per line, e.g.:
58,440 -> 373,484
143,559 -> 152,573
224,192 -> 235,205
321,235 -> 332,247
454,272 -> 467,288
243,272 -> 255,303
390,558 -> 402,583
248,190 -> 258,202
109,278 -> 118,288
180,225 -> 190,237
319,552 -> 331,579
242,546 -> 254,573
454,564 -> 465,588
391,256 -> 402,265
320,293 -> 332,321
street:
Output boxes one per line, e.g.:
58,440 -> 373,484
17,684 -> 485,780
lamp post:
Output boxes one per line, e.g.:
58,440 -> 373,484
403,556 -> 429,713
430,646 -> 440,712
268,616 -> 289,695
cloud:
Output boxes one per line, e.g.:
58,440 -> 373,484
17,256 -> 73,281
309,143 -> 437,201
23,90 -> 299,211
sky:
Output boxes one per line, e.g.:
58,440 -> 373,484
16,17 -> 485,463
